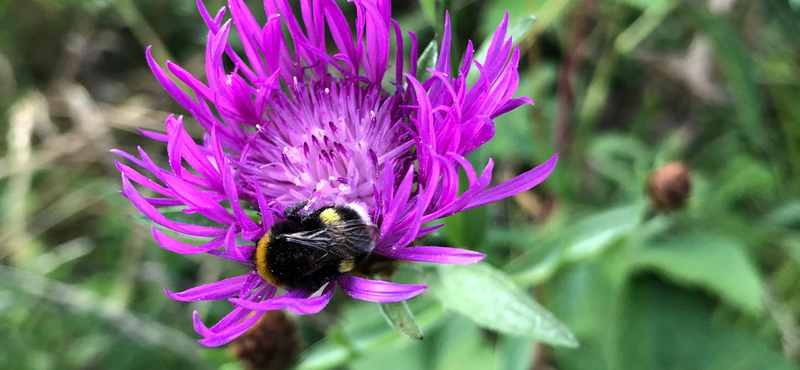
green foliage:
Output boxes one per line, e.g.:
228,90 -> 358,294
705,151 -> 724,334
496,335 -> 536,370
379,301 -> 424,340
614,277 -> 795,370
631,233 -> 763,314
430,263 -> 578,347
416,39 -> 439,82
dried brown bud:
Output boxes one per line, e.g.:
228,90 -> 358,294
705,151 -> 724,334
230,310 -> 302,370
647,162 -> 691,211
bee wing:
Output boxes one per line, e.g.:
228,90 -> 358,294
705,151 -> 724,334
279,221 -> 378,278
280,230 -> 351,259
336,223 -> 378,253
281,222 -> 376,256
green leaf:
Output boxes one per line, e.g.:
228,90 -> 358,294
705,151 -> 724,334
417,0 -> 452,31
433,316 -> 497,370
612,0 -> 668,9
496,336 -> 535,370
379,301 -> 424,340
768,84 -> 800,172
478,0 -> 530,37
631,233 -> 763,314
508,205 -> 642,286
614,0 -> 676,54
562,205 -> 644,261
587,135 -> 652,195
297,301 -> 444,370
417,0 -> 436,27
352,340 -> 427,370
614,277 -> 795,370
296,342 -> 350,370
709,156 -> 777,210
546,259 -> 630,370
416,39 -> 439,82
430,263 -> 579,347
763,201 -> 800,229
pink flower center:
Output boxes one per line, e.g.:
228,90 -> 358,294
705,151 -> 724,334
234,79 -> 412,210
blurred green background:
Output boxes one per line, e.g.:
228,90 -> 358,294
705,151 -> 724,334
1,0 -> 799,369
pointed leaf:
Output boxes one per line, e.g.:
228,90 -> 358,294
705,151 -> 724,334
378,301 -> 423,340
430,262 -> 578,347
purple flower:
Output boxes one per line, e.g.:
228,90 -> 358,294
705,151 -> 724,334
116,0 -> 557,347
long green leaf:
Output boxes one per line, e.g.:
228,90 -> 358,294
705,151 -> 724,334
430,263 -> 578,347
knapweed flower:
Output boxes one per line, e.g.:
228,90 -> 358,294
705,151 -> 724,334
116,0 -> 557,346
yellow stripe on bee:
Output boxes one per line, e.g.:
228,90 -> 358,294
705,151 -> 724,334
319,208 -> 341,226
338,259 -> 355,273
255,233 -> 281,287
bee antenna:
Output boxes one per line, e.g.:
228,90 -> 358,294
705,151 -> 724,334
284,200 -> 310,220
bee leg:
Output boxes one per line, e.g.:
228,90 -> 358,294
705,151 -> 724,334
283,200 -> 309,222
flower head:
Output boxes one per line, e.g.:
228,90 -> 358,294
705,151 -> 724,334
116,0 -> 557,346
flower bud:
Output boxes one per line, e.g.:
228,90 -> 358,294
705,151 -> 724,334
647,162 -> 691,211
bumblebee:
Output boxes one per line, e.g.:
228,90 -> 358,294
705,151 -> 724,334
253,201 -> 378,291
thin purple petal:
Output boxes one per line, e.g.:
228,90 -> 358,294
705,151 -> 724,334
151,226 -> 224,255
337,275 -> 426,303
229,283 -> 335,314
376,246 -> 485,265
465,154 -> 558,211
164,274 -> 250,302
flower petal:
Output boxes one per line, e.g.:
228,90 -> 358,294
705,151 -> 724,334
164,274 -> 250,302
465,154 -> 558,211
491,97 -> 533,119
136,128 -> 169,142
197,310 -> 263,347
229,283 -> 335,314
376,246 -> 485,265
207,246 -> 255,265
151,226 -> 224,255
337,275 -> 426,303
121,174 -> 225,237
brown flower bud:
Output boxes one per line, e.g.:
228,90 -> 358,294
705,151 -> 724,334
647,162 -> 691,211
230,310 -> 302,370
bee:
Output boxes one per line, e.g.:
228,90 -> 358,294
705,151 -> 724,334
253,201 -> 378,291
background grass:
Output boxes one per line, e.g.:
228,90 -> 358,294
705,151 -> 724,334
1,0 -> 799,369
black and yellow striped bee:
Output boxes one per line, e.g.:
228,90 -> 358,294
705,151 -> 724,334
253,201 -> 378,291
